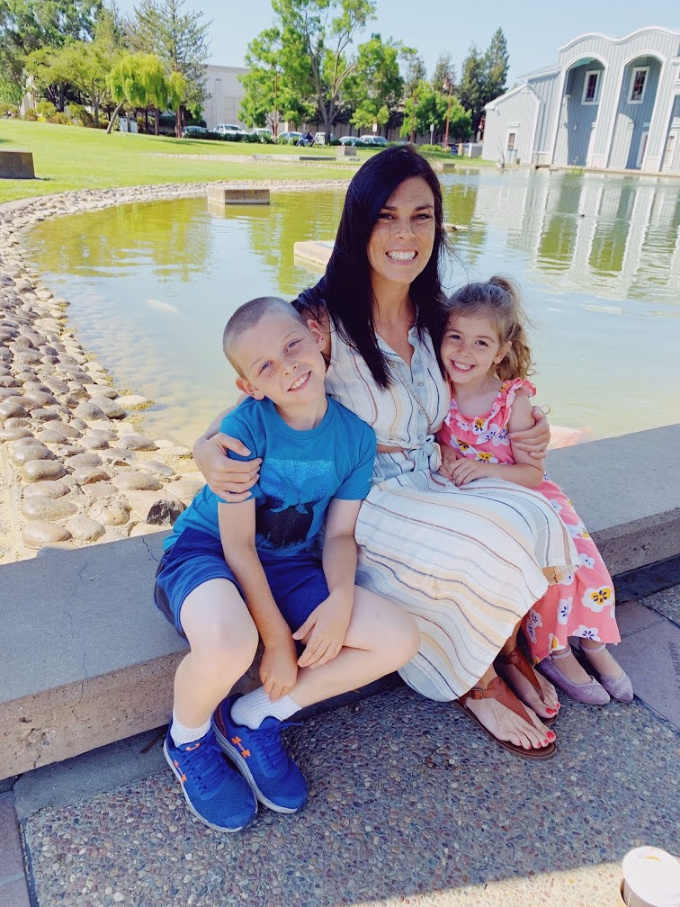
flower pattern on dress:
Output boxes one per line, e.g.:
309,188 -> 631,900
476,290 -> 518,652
557,597 -> 573,624
436,376 -> 621,662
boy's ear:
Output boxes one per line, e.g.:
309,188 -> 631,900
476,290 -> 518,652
236,376 -> 265,400
306,318 -> 325,349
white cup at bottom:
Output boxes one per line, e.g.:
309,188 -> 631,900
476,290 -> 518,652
620,847 -> 680,907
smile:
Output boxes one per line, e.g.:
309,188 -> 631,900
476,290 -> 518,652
289,371 -> 311,391
452,361 -> 474,371
387,251 -> 416,261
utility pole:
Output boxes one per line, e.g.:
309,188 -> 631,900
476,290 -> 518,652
273,69 -> 279,139
443,75 -> 453,149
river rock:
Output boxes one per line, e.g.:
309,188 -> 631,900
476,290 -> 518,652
66,451 -> 103,470
10,439 -> 52,466
99,448 -> 135,466
22,520 -> 72,549
74,401 -> 109,421
113,471 -> 163,491
22,478 -> 72,499
90,396 -> 125,419
115,394 -> 152,410
80,433 -> 110,450
80,481 -> 118,499
21,495 -> 79,521
0,398 -> 29,419
84,384 -> 117,399
65,514 -> 105,541
144,460 -> 175,477
43,377 -> 70,395
72,466 -> 111,485
21,459 -> 68,482
146,498 -> 185,526
166,478 -> 205,504
29,407 -> 61,423
0,427 -> 33,442
24,389 -> 57,407
117,433 -> 158,451
89,498 -> 131,526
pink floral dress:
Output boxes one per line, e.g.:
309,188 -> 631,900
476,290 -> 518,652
437,379 -> 620,662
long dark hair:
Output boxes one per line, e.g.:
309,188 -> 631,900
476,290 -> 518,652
293,145 -> 449,388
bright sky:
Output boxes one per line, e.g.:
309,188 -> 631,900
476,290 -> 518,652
113,0 -> 680,84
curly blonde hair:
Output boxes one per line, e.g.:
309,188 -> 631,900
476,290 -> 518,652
443,275 -> 534,381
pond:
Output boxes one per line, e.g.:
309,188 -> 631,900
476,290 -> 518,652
24,168 -> 680,448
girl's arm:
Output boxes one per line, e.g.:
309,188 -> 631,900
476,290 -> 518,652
508,405 -> 550,459
193,404 -> 262,500
448,392 -> 544,488
292,498 -> 359,669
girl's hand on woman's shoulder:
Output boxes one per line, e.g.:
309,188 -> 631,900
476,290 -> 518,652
193,432 -> 261,500
508,406 -> 550,459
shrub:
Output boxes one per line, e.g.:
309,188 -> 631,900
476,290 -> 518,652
69,103 -> 94,127
36,100 -> 57,119
220,132 -> 244,142
48,111 -> 71,125
23,107 -> 37,120
0,102 -> 18,117
418,144 -> 443,154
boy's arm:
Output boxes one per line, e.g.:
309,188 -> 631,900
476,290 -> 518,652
448,392 -> 544,488
218,501 -> 298,700
293,498 -> 361,669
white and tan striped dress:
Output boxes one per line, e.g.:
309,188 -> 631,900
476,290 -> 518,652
325,324 -> 577,701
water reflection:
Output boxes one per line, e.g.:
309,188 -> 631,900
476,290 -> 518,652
24,171 -> 680,446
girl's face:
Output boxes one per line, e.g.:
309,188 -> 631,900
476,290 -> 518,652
440,311 -> 510,385
366,177 -> 436,295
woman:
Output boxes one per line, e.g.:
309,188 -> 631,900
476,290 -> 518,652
194,146 -> 578,758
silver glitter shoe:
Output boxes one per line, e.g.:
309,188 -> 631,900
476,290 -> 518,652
537,650 -> 611,706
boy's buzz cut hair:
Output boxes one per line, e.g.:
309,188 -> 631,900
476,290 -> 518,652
223,296 -> 306,377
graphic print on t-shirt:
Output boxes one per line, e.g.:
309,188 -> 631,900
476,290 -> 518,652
256,457 -> 337,550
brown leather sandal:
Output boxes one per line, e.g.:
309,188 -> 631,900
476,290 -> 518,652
457,676 -> 557,759
496,645 -> 559,726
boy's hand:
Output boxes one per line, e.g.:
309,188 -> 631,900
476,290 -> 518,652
260,634 -> 298,701
448,458 -> 491,486
293,592 -> 353,669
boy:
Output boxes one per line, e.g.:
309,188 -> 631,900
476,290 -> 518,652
154,297 -> 419,832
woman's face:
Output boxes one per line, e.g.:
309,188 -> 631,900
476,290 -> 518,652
366,176 -> 436,295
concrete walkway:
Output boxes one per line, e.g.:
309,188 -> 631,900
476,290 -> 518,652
3,576 -> 679,907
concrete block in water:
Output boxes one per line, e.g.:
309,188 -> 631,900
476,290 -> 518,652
206,186 -> 270,205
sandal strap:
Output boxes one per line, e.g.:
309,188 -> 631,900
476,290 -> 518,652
459,676 -> 535,726
499,646 -> 545,701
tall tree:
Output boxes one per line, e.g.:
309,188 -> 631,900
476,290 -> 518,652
484,27 -> 508,101
458,44 -> 486,136
431,50 -> 455,94
127,0 -> 210,114
107,50 -> 184,134
348,33 -> 402,134
243,0 -> 376,140
400,46 -> 426,97
239,27 -> 313,129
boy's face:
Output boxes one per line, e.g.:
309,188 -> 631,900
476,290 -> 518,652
234,312 -> 327,409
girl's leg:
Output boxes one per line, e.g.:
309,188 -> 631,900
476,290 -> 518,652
174,578 -> 259,729
286,587 -> 420,708
579,639 -> 625,678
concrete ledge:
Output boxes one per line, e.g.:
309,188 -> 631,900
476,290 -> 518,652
1,424 -> 679,780
0,150 -> 35,179
206,186 -> 270,205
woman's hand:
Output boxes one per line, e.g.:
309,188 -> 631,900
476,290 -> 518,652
193,433 -> 261,500
508,406 -> 550,460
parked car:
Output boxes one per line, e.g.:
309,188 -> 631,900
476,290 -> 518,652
252,127 -> 273,137
277,131 -> 304,143
359,135 -> 388,147
339,135 -> 361,146
181,125 -> 208,138
215,123 -> 249,136
313,131 -> 336,145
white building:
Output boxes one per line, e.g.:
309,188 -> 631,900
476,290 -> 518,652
203,65 -> 248,130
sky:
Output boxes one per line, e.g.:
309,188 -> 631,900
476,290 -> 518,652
113,0 -> 680,84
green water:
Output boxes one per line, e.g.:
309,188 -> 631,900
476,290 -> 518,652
25,168 -> 680,447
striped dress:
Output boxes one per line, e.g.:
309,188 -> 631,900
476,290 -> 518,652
324,324 -> 578,701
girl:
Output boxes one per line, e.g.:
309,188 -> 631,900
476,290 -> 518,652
437,276 -> 633,705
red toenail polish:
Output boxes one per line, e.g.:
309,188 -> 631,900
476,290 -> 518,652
547,708 -> 557,714
547,731 -> 556,741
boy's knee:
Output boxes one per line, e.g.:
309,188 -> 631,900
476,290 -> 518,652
199,620 -> 259,675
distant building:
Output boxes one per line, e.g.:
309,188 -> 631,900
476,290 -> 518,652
482,27 -> 680,175
203,65 -> 248,130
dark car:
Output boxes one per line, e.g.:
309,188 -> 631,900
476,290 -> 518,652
359,135 -> 388,147
181,125 -> 208,138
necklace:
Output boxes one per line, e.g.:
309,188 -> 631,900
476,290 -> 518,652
390,361 -> 434,436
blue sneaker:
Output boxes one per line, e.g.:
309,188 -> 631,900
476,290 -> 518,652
213,696 -> 309,814
164,727 -> 257,832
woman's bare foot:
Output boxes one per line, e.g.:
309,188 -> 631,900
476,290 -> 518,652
460,669 -> 556,753
579,640 -> 625,679
495,647 -> 560,720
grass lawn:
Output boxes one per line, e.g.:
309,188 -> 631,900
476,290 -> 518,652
0,119 -> 361,204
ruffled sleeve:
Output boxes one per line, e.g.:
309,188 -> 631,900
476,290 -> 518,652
494,379 -> 536,430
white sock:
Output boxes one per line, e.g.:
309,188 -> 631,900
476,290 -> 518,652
170,714 -> 211,747
230,688 -> 301,729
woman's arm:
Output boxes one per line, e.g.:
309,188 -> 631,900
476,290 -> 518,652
193,406 -> 262,500
508,405 -> 550,459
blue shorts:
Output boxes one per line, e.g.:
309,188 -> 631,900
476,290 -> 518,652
153,527 -> 329,640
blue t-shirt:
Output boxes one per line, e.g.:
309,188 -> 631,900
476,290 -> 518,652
166,396 -> 376,557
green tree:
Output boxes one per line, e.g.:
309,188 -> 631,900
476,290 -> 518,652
106,51 -> 178,134
348,33 -> 402,135
458,44 -> 486,136
401,78 -> 471,142
127,0 -> 210,114
484,27 -> 508,102
431,50 -> 455,94
243,0 -> 376,141
400,45 -> 426,97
